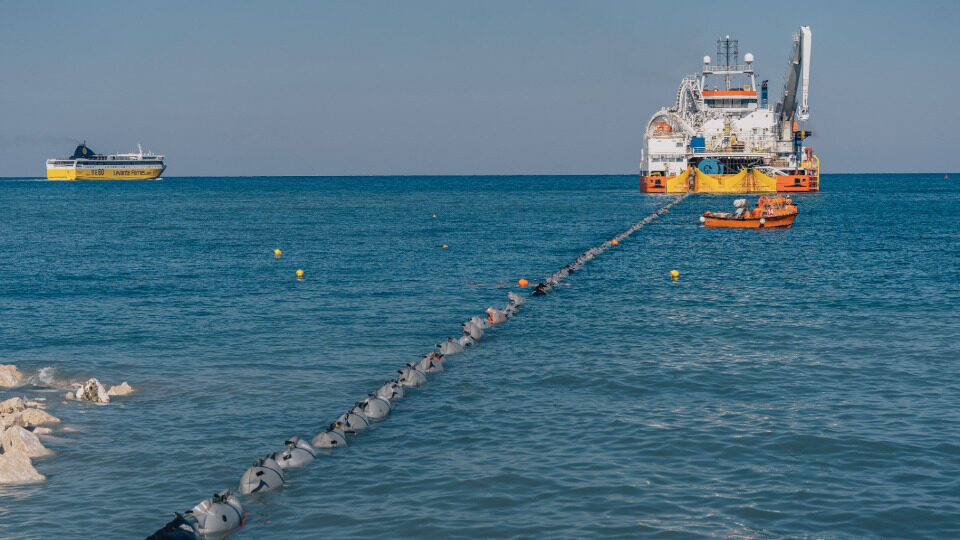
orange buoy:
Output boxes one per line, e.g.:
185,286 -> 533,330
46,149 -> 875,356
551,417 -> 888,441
442,244 -> 448,249
517,278 -> 529,287
611,239 -> 619,245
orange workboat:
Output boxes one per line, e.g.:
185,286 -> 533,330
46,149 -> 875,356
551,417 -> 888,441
701,195 -> 797,229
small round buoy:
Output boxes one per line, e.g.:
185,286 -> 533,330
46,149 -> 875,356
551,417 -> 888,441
296,269 -> 304,279
274,249 -> 282,258
517,278 -> 529,287
432,214 -> 437,218
442,244 -> 449,249
670,270 -> 679,280
699,216 -> 706,223
611,239 -> 619,245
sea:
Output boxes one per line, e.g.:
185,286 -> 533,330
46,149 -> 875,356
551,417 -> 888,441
0,174 -> 957,539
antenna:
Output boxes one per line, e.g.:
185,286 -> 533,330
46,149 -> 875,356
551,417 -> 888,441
716,35 -> 739,89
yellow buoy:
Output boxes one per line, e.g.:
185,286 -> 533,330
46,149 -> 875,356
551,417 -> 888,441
611,239 -> 619,245
442,244 -> 449,248
517,278 -> 529,287
296,269 -> 304,279
274,249 -> 282,258
670,269 -> 679,280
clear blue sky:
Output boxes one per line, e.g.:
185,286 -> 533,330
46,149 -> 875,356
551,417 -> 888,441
1,0 -> 957,176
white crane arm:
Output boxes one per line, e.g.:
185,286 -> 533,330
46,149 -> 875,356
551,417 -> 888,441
797,26 -> 812,121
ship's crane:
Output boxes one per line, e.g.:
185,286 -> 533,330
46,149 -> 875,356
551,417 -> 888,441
775,26 -> 812,134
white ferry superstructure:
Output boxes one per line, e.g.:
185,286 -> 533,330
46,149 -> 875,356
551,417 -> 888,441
46,143 -> 165,180
640,26 -> 819,193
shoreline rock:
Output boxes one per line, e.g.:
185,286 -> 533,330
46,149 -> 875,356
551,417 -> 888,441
0,397 -> 25,415
107,382 -> 134,397
1,409 -> 61,430
0,449 -> 45,484
0,365 -> 23,388
0,365 -> 136,485
2,426 -> 52,458
76,378 -> 110,404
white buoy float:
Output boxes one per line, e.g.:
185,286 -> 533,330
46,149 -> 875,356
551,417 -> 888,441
336,409 -> 370,433
359,395 -> 392,420
190,490 -> 245,535
438,337 -> 463,355
375,379 -> 404,402
398,363 -> 427,388
238,456 -> 284,494
275,436 -> 316,469
419,353 -> 444,373
311,422 -> 348,448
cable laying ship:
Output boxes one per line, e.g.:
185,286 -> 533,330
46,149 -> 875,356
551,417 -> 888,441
46,142 -> 165,180
640,26 -> 818,193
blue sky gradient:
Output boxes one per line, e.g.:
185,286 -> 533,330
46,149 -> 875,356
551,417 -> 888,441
1,0 -> 957,175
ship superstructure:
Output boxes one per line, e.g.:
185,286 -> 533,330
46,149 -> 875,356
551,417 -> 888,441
46,143 -> 165,180
640,26 -> 818,193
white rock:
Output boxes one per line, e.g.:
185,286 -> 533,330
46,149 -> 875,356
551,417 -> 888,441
21,409 -> 60,427
0,450 -> 45,484
107,382 -> 134,396
31,426 -> 53,436
1,409 -> 60,429
2,426 -> 51,458
0,397 -> 25,415
76,378 -> 110,404
0,365 -> 23,388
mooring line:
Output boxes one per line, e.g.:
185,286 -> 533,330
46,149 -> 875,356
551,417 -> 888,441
147,193 -> 689,540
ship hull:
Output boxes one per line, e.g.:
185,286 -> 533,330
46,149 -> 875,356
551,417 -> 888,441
47,166 -> 165,180
703,212 -> 796,228
640,171 -> 819,193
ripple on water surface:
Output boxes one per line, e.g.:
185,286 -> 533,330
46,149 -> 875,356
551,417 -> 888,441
0,175 -> 958,539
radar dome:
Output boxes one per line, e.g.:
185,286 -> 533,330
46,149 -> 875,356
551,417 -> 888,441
703,55 -> 711,64
744,53 -> 754,63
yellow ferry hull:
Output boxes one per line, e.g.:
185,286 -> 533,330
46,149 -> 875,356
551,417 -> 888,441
46,167 -> 165,180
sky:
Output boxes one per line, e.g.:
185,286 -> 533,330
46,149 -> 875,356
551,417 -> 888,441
1,0 -> 958,176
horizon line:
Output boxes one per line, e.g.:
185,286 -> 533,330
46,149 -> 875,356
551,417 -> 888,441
1,172 -> 956,180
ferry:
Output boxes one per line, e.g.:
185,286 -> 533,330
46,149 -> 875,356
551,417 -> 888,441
46,143 -> 165,180
640,27 -> 818,193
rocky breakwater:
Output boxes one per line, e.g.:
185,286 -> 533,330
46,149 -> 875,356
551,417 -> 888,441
0,364 -> 134,485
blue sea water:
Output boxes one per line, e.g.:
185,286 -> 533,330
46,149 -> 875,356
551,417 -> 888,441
0,174 -> 958,539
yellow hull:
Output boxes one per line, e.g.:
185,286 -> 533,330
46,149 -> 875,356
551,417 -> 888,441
693,169 -> 777,193
47,167 -> 163,180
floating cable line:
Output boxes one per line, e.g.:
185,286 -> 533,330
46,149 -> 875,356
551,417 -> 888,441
147,194 -> 688,540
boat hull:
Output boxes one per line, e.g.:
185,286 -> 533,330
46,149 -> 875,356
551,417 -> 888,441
47,166 -> 165,180
641,171 -> 819,194
703,212 -> 796,228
